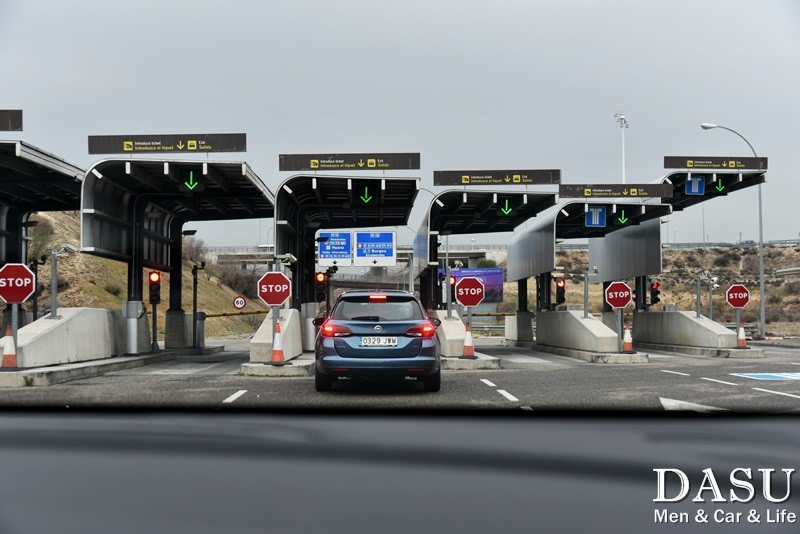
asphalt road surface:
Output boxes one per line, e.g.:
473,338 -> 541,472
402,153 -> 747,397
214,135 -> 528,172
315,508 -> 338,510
2,340 -> 800,412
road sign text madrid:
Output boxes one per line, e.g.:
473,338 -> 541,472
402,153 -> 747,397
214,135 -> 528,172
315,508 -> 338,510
0,263 -> 36,304
258,272 -> 291,306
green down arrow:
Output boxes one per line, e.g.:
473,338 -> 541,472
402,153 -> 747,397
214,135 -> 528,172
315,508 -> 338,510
500,199 -> 512,215
715,181 -> 725,192
617,209 -> 629,224
360,186 -> 373,204
184,171 -> 199,191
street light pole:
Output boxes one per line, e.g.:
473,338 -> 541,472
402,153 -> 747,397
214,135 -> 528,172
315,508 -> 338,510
700,123 -> 764,338
614,113 -> 629,184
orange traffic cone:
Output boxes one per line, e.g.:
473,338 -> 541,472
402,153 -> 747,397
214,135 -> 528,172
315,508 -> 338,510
622,322 -> 634,353
2,323 -> 17,368
737,323 -> 747,349
460,321 -> 476,359
270,321 -> 286,365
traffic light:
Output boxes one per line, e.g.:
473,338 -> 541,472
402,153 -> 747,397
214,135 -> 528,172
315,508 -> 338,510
148,271 -> 162,305
555,278 -> 566,304
449,274 -> 456,303
314,271 -> 327,302
650,280 -> 661,306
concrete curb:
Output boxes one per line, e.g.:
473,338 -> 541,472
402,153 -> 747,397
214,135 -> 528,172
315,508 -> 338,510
634,342 -> 765,359
535,344 -> 649,364
0,353 -> 176,388
441,353 -> 502,370
240,356 -> 315,377
162,346 -> 225,356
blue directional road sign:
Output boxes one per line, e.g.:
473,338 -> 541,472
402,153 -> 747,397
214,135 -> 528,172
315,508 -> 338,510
318,231 -> 352,267
354,231 -> 396,267
685,175 -> 706,196
585,205 -> 607,228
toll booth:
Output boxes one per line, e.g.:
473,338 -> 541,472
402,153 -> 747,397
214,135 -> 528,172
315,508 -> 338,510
81,159 -> 275,353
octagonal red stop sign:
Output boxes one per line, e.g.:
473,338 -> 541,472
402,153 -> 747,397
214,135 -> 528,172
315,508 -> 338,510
605,281 -> 632,309
726,284 -> 750,309
0,263 -> 36,304
455,276 -> 485,307
257,272 -> 291,306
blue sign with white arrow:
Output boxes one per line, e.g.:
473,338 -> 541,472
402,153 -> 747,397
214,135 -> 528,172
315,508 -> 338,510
585,206 -> 606,228
318,231 -> 352,267
685,175 -> 706,196
354,231 -> 396,267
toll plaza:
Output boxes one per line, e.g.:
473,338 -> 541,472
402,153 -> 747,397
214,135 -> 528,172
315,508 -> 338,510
414,179 -> 559,356
508,157 -> 769,362
507,198 -> 671,362
238,152 -> 425,370
0,140 -> 84,331
81,157 -> 275,354
622,158 -> 768,357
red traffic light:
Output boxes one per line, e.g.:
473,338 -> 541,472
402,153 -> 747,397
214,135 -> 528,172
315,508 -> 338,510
315,272 -> 327,283
556,279 -> 566,288
650,281 -> 661,289
449,275 -> 456,285
148,271 -> 161,283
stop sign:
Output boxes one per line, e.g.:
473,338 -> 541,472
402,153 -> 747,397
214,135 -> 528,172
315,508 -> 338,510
257,272 -> 291,306
0,263 -> 36,304
726,284 -> 750,309
605,281 -> 632,309
455,277 -> 485,307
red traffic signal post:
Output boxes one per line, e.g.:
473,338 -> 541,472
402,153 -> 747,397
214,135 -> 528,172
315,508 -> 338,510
605,281 -> 633,353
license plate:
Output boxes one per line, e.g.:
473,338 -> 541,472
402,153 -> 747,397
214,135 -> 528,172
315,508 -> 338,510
361,336 -> 398,347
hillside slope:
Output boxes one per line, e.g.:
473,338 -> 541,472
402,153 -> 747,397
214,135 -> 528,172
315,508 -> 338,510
24,211 -> 269,338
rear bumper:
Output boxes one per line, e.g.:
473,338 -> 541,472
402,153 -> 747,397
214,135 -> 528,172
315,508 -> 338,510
316,355 -> 440,378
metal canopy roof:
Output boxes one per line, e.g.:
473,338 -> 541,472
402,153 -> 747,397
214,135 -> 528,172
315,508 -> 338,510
427,190 -> 557,235
659,170 -> 766,212
85,159 -> 274,222
555,201 -> 672,239
0,140 -> 83,212
275,175 -> 419,239
82,158 -> 274,269
274,174 -> 419,306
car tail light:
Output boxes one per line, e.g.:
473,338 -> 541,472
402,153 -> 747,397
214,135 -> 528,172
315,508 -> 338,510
405,323 -> 436,338
368,294 -> 388,301
321,323 -> 352,337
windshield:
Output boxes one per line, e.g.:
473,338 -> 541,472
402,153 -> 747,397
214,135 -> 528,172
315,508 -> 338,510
332,296 -> 424,321
1,3 -> 798,531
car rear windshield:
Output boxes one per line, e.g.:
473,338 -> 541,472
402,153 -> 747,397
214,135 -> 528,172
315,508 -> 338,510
332,296 -> 425,321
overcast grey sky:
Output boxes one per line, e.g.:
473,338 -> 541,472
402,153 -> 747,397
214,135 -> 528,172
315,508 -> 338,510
2,0 -> 798,247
